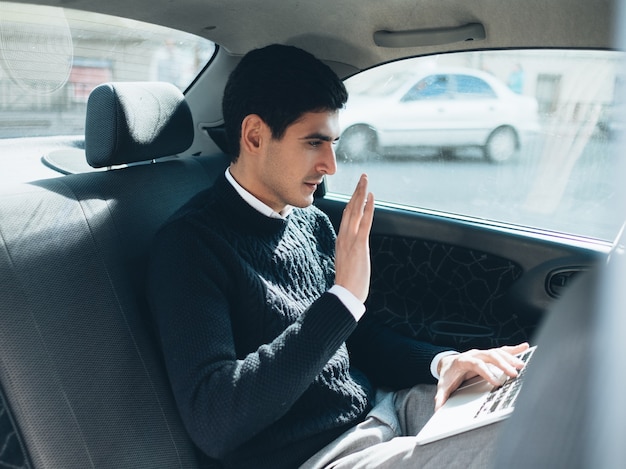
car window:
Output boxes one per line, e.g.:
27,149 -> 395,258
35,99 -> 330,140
402,75 -> 450,101
454,75 -> 497,99
332,50 -> 624,241
0,2 -> 215,139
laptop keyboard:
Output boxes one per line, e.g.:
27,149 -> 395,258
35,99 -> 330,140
474,347 -> 535,419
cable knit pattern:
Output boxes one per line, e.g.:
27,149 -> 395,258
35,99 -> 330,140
148,175 -> 372,469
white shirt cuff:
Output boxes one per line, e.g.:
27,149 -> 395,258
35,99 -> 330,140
328,285 -> 366,321
430,350 -> 460,380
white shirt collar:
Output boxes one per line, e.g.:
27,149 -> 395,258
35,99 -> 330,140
225,168 -> 293,219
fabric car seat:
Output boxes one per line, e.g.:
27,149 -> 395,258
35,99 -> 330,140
0,82 -> 228,468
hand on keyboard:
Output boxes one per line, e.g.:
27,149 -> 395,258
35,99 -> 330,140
434,342 -> 530,411
488,364 -> 508,387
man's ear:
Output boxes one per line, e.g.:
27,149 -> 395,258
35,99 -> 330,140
240,114 -> 267,154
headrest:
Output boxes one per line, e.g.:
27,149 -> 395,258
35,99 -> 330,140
85,82 -> 194,168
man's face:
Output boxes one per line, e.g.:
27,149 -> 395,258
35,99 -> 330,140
256,110 -> 340,212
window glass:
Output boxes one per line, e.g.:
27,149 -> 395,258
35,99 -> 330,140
454,75 -> 497,99
332,50 -> 624,241
0,1 -> 216,139
402,75 -> 450,101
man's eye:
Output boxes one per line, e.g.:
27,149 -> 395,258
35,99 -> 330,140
308,140 -> 322,147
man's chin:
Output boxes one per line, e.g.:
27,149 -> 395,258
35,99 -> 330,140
291,196 -> 314,209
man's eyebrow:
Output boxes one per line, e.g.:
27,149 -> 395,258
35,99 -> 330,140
300,133 -> 340,142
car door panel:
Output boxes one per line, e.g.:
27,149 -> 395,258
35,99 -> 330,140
378,100 -> 447,146
316,196 -> 605,351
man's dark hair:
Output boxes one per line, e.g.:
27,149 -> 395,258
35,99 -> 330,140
222,44 -> 348,160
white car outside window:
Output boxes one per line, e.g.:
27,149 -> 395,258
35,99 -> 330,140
338,67 -> 539,163
330,50 -> 624,241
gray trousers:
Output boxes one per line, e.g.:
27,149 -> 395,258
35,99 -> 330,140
300,384 -> 500,469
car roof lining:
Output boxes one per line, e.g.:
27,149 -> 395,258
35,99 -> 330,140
6,0 -> 617,73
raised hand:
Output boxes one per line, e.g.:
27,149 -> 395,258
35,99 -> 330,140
334,174 -> 375,303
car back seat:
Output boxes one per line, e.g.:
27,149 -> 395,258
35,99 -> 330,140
0,82 -> 228,468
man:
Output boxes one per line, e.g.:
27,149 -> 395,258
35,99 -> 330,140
147,44 -> 528,469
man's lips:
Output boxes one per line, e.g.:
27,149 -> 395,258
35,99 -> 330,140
304,181 -> 323,190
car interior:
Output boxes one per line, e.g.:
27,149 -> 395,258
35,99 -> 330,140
0,0 -> 624,467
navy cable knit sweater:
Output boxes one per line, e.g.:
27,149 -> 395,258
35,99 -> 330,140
147,174 -> 449,469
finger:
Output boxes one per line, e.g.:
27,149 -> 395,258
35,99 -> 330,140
347,174 -> 368,213
493,343 -> 530,371
500,342 -> 530,356
477,346 -> 528,380
434,372 -> 466,411
434,377 -> 458,411
434,387 -> 448,412
338,175 -> 366,226
357,192 -> 375,238
463,357 -> 505,386
338,174 -> 369,236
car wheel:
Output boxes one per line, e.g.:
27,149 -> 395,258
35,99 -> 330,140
337,125 -> 380,161
484,126 -> 518,163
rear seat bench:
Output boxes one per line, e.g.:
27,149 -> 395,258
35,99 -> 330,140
0,82 -> 227,468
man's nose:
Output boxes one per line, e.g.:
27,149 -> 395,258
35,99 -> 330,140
318,144 -> 337,175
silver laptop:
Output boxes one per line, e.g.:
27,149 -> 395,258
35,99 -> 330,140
415,346 -> 536,445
